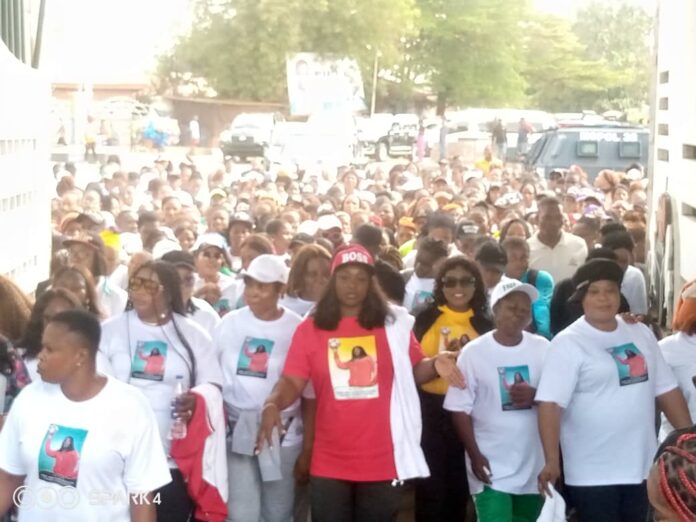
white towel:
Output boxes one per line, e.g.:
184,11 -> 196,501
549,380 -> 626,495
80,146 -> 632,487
536,484 -> 566,522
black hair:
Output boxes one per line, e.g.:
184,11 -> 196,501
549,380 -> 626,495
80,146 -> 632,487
18,288 -> 84,358
265,219 -> 285,236
374,260 -> 406,304
49,309 -> 101,356
0,334 -> 16,376
501,236 -> 530,254
576,215 -> 601,231
127,261 -> 197,384
537,196 -> 562,210
586,247 -> 619,262
602,231 -> 635,252
353,224 -> 383,251
432,256 -> 488,317
600,221 -> 627,237
499,218 -> 531,241
417,237 -> 449,260
423,212 -> 456,237
313,265 -> 391,330
138,211 -> 159,229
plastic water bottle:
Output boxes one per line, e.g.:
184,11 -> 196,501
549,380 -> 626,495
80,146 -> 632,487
168,375 -> 187,440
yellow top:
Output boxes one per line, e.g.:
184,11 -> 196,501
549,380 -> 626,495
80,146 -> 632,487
420,306 -> 479,395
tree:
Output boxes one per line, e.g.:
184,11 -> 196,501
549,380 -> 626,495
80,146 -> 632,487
157,0 -> 418,101
405,0 -> 530,112
572,2 -> 653,110
522,14 -> 620,112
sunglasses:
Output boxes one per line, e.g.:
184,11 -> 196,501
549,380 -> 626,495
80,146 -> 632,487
442,276 -> 476,289
128,276 -> 162,294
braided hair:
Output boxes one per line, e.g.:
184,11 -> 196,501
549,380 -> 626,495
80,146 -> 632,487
657,431 -> 696,520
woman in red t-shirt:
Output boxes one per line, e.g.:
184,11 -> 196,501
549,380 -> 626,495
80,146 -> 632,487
256,245 -> 465,522
44,434 -> 79,479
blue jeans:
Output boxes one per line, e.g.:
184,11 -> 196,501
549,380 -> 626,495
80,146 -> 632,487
566,482 -> 648,522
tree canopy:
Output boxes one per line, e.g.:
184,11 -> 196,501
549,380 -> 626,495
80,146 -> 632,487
157,0 -> 654,113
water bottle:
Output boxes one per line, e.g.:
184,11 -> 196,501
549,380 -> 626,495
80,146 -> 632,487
168,375 -> 188,440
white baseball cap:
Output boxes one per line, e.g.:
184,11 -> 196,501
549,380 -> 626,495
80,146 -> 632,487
317,214 -> 342,231
490,278 -> 539,310
243,254 -> 289,284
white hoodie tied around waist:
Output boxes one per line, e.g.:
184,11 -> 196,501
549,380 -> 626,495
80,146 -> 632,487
384,304 -> 430,482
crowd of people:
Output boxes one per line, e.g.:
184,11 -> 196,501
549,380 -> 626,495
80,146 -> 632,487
0,146 -> 695,522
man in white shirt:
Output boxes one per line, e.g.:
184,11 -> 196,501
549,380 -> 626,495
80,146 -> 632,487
602,230 -> 648,315
527,197 -> 587,283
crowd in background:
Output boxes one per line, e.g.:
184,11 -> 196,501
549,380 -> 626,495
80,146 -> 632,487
0,145 -> 695,522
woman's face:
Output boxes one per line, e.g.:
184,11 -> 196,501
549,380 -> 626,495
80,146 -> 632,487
53,273 -> 88,307
505,247 -> 529,280
162,198 -> 182,227
378,204 -> 395,228
43,297 -> 77,325
397,226 -> 415,246
208,209 -> 229,233
441,266 -> 476,311
342,196 -> 360,213
521,185 -> 535,206
228,223 -> 251,252
494,292 -> 532,335
68,244 -> 95,274
176,229 -> 196,252
176,267 -> 196,303
582,280 -> 621,325
334,265 -> 371,311
38,322 -> 85,384
244,278 -> 281,316
195,246 -> 224,279
505,222 -> 527,240
415,250 -> 444,279
240,246 -> 261,271
128,267 -> 166,319
301,257 -> 330,301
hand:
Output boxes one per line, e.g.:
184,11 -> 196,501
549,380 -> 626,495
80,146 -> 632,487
508,383 -> 536,408
620,312 -> 646,325
174,392 -> 196,424
256,403 -> 284,454
470,452 -> 492,484
537,461 -> 561,497
434,352 -> 465,389
294,449 -> 312,484
194,283 -> 221,304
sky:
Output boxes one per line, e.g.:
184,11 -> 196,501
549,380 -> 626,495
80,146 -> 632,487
32,0 -> 656,85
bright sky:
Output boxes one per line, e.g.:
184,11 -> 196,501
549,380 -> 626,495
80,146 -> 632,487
34,0 -> 656,85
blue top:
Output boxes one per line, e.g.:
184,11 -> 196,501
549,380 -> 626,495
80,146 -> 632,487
520,269 -> 554,339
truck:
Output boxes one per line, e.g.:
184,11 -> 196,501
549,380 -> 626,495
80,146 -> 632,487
0,11 -> 52,294
646,1 -> 696,329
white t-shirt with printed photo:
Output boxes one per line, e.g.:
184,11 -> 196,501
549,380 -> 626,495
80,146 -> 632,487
659,332 -> 696,441
214,306 -> 303,446
194,273 -> 237,317
279,295 -> 315,318
0,376 -> 171,522
444,331 -> 549,495
404,275 -> 436,314
535,316 -> 677,486
99,311 -> 223,464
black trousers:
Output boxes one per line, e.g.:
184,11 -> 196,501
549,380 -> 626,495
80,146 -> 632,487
414,390 -> 469,522
155,469 -> 194,522
566,482 -> 649,522
310,476 -> 404,522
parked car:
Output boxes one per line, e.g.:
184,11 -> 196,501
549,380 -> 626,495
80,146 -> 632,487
219,112 -> 285,160
525,124 -> 649,180
357,113 -> 421,161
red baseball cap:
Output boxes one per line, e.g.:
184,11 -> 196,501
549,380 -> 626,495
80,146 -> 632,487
330,244 -> 375,275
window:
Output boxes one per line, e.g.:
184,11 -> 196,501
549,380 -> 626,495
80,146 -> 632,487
619,141 -> 641,159
576,141 -> 598,157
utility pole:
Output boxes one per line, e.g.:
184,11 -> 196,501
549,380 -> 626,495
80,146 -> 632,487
370,50 -> 378,116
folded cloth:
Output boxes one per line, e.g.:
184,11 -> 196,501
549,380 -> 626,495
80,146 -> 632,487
230,409 -> 258,456
536,485 -> 566,522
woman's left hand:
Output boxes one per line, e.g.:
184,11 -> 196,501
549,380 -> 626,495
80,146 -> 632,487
434,353 -> 465,389
174,392 -> 197,424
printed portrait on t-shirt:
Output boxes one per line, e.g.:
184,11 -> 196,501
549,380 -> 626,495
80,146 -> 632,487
38,424 -> 88,487
131,340 -> 168,381
328,336 -> 379,400
414,290 -> 434,310
237,337 -> 274,378
498,365 -> 531,411
213,298 -> 231,317
607,343 -> 648,386
438,326 -> 470,353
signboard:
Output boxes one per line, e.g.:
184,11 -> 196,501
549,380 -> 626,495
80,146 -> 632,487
286,53 -> 366,116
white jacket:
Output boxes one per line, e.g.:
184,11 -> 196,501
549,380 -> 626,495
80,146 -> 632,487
385,304 -> 430,481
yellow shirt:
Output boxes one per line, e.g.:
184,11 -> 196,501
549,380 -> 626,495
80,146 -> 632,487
474,158 -> 491,175
420,306 -> 479,395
